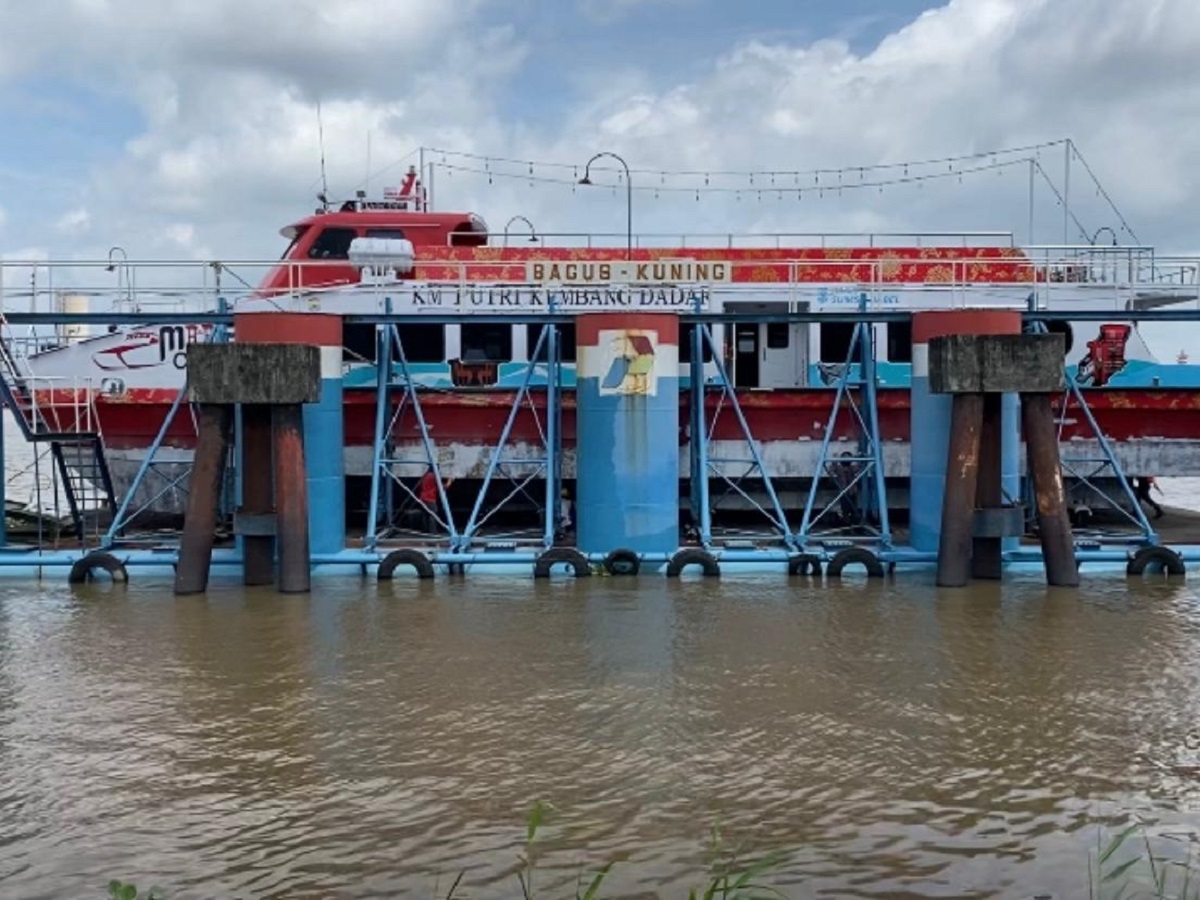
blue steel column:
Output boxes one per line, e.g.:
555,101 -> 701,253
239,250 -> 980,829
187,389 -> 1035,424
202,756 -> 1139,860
689,319 -> 711,546
575,313 -> 680,555
543,320 -> 560,548
306,341 -> 346,555
908,328 -> 945,552
0,401 -> 6,547
1000,392 -> 1020,553
365,322 -> 393,548
860,316 -> 892,546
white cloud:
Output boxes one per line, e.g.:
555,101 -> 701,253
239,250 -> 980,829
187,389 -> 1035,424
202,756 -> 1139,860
4,0 -> 1200,274
55,207 -> 91,235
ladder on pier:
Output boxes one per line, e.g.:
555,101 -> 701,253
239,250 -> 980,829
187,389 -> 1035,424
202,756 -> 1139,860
0,321 -> 116,542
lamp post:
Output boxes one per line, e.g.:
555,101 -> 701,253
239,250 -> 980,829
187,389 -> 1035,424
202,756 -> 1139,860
578,151 -> 632,259
503,215 -> 539,247
106,246 -> 133,314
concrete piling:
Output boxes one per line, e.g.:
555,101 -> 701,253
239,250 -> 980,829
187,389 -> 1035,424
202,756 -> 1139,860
936,393 -> 984,587
928,327 -> 1072,587
174,404 -> 232,595
1022,392 -> 1080,586
175,337 -> 321,594
272,403 -> 311,594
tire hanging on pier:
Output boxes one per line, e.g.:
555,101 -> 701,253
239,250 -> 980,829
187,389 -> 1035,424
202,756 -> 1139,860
534,548 -> 591,578
666,548 -> 720,578
377,548 -> 436,580
787,553 -> 823,577
1125,545 -> 1186,578
68,552 -> 129,585
825,547 -> 885,579
602,548 -> 641,576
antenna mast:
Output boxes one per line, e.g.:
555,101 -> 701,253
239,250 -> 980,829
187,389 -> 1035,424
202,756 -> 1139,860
316,100 -> 329,208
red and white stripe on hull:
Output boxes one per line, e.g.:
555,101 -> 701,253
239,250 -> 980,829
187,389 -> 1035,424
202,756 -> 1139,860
76,383 -> 1200,460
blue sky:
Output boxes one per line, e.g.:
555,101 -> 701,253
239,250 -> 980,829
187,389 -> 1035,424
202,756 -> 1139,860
2,0 -> 1199,321
481,0 -> 939,121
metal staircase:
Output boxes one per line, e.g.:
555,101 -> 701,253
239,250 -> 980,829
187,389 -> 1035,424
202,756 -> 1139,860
0,321 -> 116,542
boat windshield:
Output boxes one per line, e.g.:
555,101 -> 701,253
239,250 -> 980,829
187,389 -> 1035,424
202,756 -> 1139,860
278,225 -> 310,259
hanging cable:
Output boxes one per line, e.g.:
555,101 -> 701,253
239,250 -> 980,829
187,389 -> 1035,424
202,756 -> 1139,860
418,138 -> 1069,183
429,155 -> 1033,196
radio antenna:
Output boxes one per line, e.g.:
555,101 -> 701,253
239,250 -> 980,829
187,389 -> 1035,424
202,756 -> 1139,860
316,100 -> 329,208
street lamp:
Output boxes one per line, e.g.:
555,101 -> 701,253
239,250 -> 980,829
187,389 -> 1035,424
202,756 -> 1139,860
503,215 -> 539,247
105,245 -> 127,272
578,151 -> 632,259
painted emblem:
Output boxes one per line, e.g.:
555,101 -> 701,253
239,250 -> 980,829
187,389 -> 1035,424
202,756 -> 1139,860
599,330 -> 657,396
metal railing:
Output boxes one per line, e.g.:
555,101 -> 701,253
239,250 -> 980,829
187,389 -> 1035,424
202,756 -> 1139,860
493,230 -> 1018,250
2,247 -> 1198,323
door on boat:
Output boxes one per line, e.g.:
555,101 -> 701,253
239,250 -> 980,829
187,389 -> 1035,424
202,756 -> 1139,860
733,323 -> 759,388
736,301 -> 807,388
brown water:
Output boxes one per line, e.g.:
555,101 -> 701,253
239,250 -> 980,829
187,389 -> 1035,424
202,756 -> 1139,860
2,573 -> 1200,899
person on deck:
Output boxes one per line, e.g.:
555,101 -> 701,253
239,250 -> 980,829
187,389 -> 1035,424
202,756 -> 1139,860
1134,476 -> 1164,519
417,467 -> 453,533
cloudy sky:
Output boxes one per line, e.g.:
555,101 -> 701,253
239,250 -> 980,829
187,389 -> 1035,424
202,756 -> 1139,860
1,0 -> 1197,271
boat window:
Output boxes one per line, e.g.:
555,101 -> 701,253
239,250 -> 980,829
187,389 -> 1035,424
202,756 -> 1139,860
366,228 -> 407,239
343,322 -> 377,363
766,322 -> 790,349
461,323 -> 513,362
449,220 -> 488,247
820,322 -> 857,362
526,323 -> 577,362
307,227 -> 356,259
887,320 -> 912,363
398,324 -> 445,363
679,323 -> 714,363
279,225 -> 309,259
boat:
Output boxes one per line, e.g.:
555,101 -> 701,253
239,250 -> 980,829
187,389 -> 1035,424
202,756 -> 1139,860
4,166 -> 1199,526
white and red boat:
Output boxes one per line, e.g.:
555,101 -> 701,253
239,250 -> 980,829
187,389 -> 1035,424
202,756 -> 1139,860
5,167 -> 1199,520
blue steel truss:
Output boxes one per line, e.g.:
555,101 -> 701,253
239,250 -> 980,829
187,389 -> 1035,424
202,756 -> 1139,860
1025,319 -> 1157,546
366,310 -> 564,552
457,321 -> 563,551
796,294 -> 892,549
365,321 -> 459,549
687,301 -> 795,549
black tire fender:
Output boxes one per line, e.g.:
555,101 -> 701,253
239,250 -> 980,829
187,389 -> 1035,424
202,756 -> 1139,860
666,548 -> 720,578
1126,545 -> 1186,577
602,548 -> 641,576
787,553 -> 822,577
377,548 -> 435,580
534,548 -> 591,578
68,551 -> 129,585
826,547 -> 885,579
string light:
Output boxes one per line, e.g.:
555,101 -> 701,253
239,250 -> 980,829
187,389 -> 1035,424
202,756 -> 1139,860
423,156 -> 1031,193
411,137 -> 1138,244
420,138 -> 1072,182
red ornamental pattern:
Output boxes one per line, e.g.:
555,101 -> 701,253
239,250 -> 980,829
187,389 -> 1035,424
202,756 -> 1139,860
412,246 -> 1038,284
